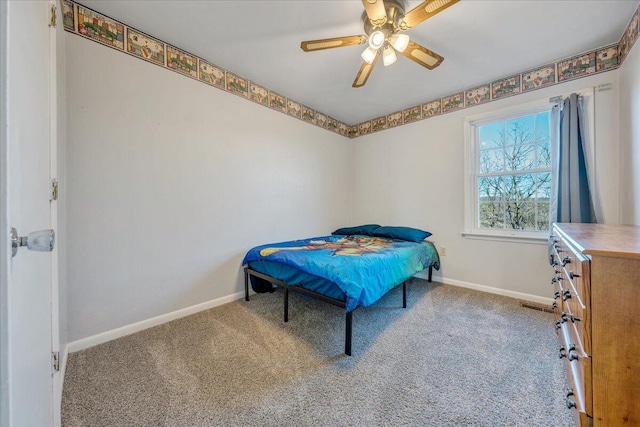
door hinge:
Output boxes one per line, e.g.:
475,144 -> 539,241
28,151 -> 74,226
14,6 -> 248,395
50,178 -> 58,201
49,4 -> 57,28
52,351 -> 60,373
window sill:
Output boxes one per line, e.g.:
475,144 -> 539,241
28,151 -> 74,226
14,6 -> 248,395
461,230 -> 548,245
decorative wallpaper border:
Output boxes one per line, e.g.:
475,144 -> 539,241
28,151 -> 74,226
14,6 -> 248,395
61,0 -> 351,137
62,0 -> 639,140
349,1 -> 639,138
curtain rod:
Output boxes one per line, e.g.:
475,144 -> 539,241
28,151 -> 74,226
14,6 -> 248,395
549,83 -> 613,104
595,83 -> 613,92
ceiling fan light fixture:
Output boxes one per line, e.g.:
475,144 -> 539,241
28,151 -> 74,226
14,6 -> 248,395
361,46 -> 378,64
389,33 -> 410,52
382,44 -> 397,66
300,0 -> 458,87
368,30 -> 386,49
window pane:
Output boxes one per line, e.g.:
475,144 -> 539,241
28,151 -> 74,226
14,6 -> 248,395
500,173 -> 535,202
505,201 -> 536,230
479,202 -> 505,229
478,148 -> 504,173
516,144 -> 536,170
537,201 -> 550,231
537,141 -> 551,168
506,115 -> 534,146
478,122 -> 504,149
478,176 -> 505,201
515,173 -> 536,201
536,111 -> 550,143
536,172 -> 551,198
504,143 -> 536,171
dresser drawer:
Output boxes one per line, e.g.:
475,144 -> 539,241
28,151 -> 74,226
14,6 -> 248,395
560,322 -> 593,416
563,290 -> 591,355
563,356 -> 592,427
557,325 -> 592,427
563,256 -> 590,307
552,231 -> 589,293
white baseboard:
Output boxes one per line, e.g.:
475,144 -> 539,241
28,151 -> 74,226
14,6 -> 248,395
414,272 -> 553,305
67,291 -> 246,353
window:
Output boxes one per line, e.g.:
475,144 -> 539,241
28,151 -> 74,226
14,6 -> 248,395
464,103 -> 552,241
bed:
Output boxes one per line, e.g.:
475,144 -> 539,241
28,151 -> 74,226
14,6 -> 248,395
241,226 -> 440,355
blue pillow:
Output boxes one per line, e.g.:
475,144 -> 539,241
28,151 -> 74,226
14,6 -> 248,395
332,224 -> 381,236
371,226 -> 432,242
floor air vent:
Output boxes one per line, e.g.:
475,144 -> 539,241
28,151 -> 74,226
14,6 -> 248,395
519,301 -> 554,313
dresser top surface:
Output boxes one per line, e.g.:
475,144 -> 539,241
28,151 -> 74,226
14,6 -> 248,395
554,223 -> 640,259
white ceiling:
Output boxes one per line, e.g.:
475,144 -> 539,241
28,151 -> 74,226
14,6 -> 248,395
82,0 -> 638,125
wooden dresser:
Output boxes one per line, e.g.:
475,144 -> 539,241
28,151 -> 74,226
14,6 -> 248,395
550,223 -> 640,426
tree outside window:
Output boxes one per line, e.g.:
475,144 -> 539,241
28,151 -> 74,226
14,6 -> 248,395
476,111 -> 551,232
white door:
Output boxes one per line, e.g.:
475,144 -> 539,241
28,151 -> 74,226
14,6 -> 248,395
1,1 -> 58,426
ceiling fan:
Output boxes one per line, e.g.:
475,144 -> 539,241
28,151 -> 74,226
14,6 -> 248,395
300,0 -> 459,88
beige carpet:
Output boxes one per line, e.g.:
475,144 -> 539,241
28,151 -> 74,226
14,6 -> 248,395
62,279 -> 573,426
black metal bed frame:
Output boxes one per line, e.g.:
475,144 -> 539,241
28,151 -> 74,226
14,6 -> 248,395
243,265 -> 433,356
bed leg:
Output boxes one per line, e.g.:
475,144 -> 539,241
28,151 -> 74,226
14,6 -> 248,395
284,287 -> 289,323
428,266 -> 433,282
345,311 -> 353,356
402,281 -> 407,308
244,268 -> 249,301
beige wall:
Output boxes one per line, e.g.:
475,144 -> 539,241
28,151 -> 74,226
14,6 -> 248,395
351,72 -> 620,299
65,34 -> 353,341
619,36 -> 640,225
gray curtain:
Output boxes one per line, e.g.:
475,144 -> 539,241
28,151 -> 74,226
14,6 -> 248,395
549,93 -> 595,226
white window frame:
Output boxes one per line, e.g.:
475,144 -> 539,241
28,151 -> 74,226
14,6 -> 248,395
463,99 -> 554,244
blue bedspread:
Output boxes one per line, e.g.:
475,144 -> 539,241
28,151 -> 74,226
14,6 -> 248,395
242,235 -> 440,312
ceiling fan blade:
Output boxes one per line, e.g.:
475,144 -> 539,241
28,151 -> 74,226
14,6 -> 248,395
397,41 -> 444,69
361,0 -> 388,26
352,52 -> 380,88
400,0 -> 459,29
301,35 -> 367,52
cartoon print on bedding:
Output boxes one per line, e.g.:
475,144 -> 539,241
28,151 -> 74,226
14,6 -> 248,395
259,236 -> 396,257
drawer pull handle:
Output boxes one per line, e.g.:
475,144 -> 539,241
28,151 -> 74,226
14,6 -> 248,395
551,301 -> 558,310
566,387 -> 574,398
566,398 -> 577,409
568,349 -> 579,361
562,256 -> 571,266
559,343 -> 575,359
551,277 -> 557,284
571,315 -> 582,323
562,290 -> 572,301
555,312 -> 568,329
554,291 -> 561,300
569,271 -> 580,279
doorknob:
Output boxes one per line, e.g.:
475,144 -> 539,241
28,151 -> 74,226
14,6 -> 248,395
10,227 -> 55,258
